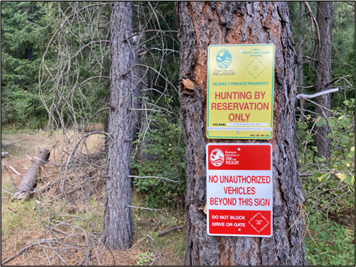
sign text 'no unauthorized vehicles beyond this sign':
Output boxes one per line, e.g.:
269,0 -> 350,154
207,44 -> 275,139
206,143 -> 273,237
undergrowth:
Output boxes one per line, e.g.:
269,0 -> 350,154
2,183 -> 42,239
131,192 -> 186,266
297,99 -> 355,266
305,212 -> 355,266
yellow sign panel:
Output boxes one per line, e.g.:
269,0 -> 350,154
207,44 -> 275,139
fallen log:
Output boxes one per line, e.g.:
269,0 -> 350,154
12,149 -> 50,200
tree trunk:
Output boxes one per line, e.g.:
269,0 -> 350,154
314,2 -> 333,160
104,112 -> 109,152
298,2 -> 305,123
102,2 -> 133,250
175,2 -> 306,265
12,148 -> 50,200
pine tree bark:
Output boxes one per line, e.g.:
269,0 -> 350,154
102,2 -> 133,250
314,2 -> 333,160
175,2 -> 306,265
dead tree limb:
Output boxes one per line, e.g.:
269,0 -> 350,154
157,225 -> 185,237
296,88 -> 339,99
12,149 -> 50,200
1,242 -> 45,265
2,161 -> 18,189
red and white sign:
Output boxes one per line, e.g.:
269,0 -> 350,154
206,143 -> 273,237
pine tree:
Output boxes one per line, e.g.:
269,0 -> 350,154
176,2 -> 306,265
1,2 -> 50,127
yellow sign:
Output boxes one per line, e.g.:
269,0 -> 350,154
207,44 -> 275,139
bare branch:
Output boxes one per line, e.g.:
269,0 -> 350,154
157,225 -> 185,236
331,59 -> 353,68
126,205 -> 159,211
9,165 -> 23,178
125,29 -> 178,41
296,88 -> 339,99
128,175 -> 180,183
304,2 -> 321,47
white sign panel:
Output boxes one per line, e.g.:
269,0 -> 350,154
206,143 -> 273,237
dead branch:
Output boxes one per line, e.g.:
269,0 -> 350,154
31,181 -> 53,194
153,220 -> 162,232
157,225 -> 185,236
125,29 -> 178,41
126,205 -> 159,211
61,131 -> 110,199
327,75 -> 353,87
2,239 -> 53,265
9,165 -> 23,178
7,207 -> 17,213
331,59 -> 353,68
303,2 -> 320,47
83,107 -> 110,132
2,161 -> 17,189
2,189 -> 12,195
128,175 -> 179,183
296,88 -> 339,99
122,63 -> 178,93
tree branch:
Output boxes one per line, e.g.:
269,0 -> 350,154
304,2 -> 321,47
157,225 -> 185,236
125,30 -> 178,41
126,205 -> 159,211
296,88 -> 339,99
128,175 -> 180,183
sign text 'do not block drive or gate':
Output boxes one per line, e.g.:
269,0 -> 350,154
207,44 -> 275,139
206,143 -> 273,237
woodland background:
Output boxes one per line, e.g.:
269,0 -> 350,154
1,2 -> 355,266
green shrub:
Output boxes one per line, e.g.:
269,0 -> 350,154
306,212 -> 355,266
131,111 -> 186,209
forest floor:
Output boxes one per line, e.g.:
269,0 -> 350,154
1,127 -> 186,266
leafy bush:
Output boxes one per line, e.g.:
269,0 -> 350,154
298,99 -> 355,206
297,98 -> 355,266
131,110 -> 186,209
305,212 -> 355,266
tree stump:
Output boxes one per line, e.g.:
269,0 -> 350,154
12,149 -> 50,200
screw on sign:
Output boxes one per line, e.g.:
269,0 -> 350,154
206,143 -> 273,237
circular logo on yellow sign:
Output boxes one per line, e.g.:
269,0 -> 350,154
216,49 -> 232,69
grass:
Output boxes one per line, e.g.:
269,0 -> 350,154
1,189 -> 186,265
2,185 -> 42,239
1,130 -> 54,160
131,191 -> 186,265
305,211 -> 355,266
